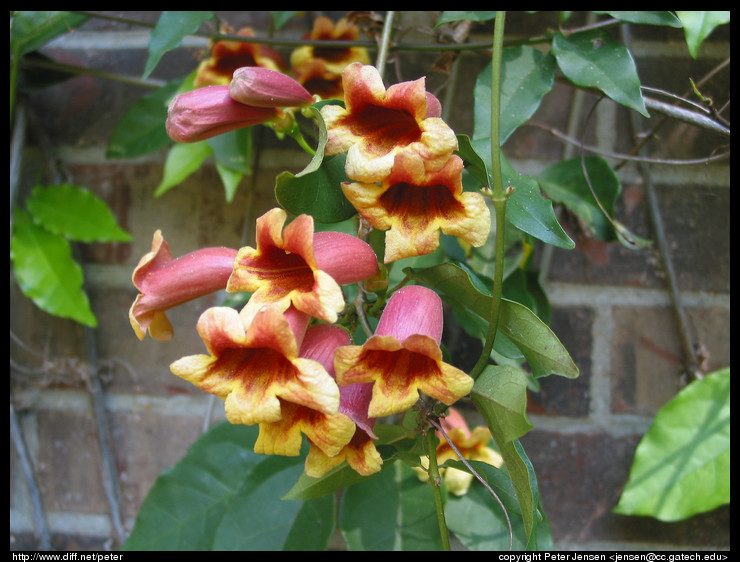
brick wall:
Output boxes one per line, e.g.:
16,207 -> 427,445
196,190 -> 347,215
10,11 -> 730,551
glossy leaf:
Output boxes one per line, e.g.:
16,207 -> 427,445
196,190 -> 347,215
436,11 -> 496,27
445,460 -> 553,550
274,153 -> 356,223
551,29 -> 649,117
10,11 -> 89,57
537,156 -> 620,242
594,11 -> 682,28
472,365 -> 533,443
26,184 -> 131,243
106,80 -> 180,159
339,462 -> 443,551
614,367 -> 730,521
457,135 -> 574,250
10,209 -> 96,327
143,11 -> 214,79
404,262 -> 579,379
473,45 -> 556,145
675,11 -> 730,58
121,422 -> 335,551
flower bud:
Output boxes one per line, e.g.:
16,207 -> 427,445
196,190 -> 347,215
166,85 -> 278,143
229,66 -> 314,108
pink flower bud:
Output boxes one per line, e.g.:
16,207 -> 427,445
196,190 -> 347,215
375,285 -> 444,345
229,66 -> 314,108
166,85 -> 278,143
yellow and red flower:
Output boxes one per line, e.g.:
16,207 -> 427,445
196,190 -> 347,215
129,230 -> 238,341
320,62 -> 458,183
334,285 -> 474,418
342,152 -> 491,263
415,407 -> 504,496
290,16 -> 371,100
194,27 -> 287,87
170,304 -> 341,427
298,324 -> 383,478
226,207 -> 379,324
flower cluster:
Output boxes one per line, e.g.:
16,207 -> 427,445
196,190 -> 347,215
321,62 -> 491,263
132,41 -> 487,479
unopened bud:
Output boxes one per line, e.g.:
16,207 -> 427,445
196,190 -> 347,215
166,85 -> 278,143
229,66 -> 314,108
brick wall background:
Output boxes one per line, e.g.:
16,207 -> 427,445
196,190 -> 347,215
10,11 -> 730,551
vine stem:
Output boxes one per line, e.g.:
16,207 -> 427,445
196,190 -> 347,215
470,11 -> 509,381
425,427 -> 452,551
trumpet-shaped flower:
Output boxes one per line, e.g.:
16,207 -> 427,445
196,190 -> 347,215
166,85 -> 279,143
290,16 -> 371,100
194,27 -> 286,87
170,304 -> 341,426
320,62 -> 458,183
342,153 -> 491,263
129,230 -> 238,341
254,324 -> 356,460
298,325 -> 383,478
226,208 -> 379,324
334,285 -> 474,418
415,407 -> 504,496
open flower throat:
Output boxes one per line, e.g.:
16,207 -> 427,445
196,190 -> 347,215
133,58 -> 490,479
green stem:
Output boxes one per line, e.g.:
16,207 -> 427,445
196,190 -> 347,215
470,11 -> 509,381
425,428 -> 451,551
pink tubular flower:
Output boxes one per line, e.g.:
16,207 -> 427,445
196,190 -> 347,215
129,230 -> 238,341
334,285 -> 474,418
226,208 -> 380,324
298,325 -> 383,478
166,85 -> 279,143
415,407 -> 504,496
229,66 -> 314,108
342,153 -> 491,263
320,62 -> 458,183
170,304 -> 342,427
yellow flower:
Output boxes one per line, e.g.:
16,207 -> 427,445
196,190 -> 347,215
226,208 -> 379,324
416,407 -> 504,496
170,304 -> 340,426
342,153 -> 491,263
334,286 -> 473,418
290,16 -> 371,100
321,63 -> 458,183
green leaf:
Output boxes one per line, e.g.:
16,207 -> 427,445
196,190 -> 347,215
270,11 -> 300,30
551,29 -> 649,117
106,80 -> 181,159
445,460 -> 553,550
339,462 -> 443,551
404,262 -> 579,379
675,11 -> 730,58
593,11 -> 682,28
614,367 -> 730,522
472,365 -> 533,443
457,135 -> 574,250
26,184 -> 131,243
10,209 -> 97,327
473,45 -> 556,145
274,154 -> 357,223
154,141 -> 213,197
122,422 -> 335,551
10,11 -> 90,57
143,11 -> 214,79
537,156 -> 620,242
